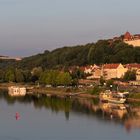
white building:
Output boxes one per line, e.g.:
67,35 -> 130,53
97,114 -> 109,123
8,86 -> 26,96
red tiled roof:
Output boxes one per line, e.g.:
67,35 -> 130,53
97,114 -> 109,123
124,32 -> 132,40
125,64 -> 140,69
85,65 -> 92,69
103,64 -> 120,69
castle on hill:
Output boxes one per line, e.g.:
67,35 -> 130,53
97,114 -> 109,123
123,32 -> 140,47
111,32 -> 140,47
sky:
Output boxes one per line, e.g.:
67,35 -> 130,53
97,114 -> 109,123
0,0 -> 140,57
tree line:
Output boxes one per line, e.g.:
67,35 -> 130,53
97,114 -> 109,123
15,40 -> 140,70
0,67 -> 86,86
0,39 -> 140,85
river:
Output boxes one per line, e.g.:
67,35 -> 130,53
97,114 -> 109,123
0,90 -> 140,140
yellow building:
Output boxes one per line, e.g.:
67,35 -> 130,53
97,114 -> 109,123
136,69 -> 140,81
102,63 -> 127,80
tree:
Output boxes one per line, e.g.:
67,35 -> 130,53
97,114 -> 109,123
39,70 -> 59,87
99,76 -> 105,86
123,70 -> 136,81
23,70 -> 32,82
57,72 -> 72,86
31,67 -> 43,82
90,86 -> 101,95
15,69 -> 25,83
87,44 -> 95,64
4,68 -> 15,82
0,69 -> 4,82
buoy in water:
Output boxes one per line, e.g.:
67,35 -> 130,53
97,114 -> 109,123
15,112 -> 20,120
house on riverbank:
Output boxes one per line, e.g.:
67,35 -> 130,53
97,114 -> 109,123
8,86 -> 26,96
101,63 -> 127,80
136,69 -> 140,81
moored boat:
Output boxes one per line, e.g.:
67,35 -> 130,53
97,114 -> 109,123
100,90 -> 126,104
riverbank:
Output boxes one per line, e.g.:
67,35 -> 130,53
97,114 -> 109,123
0,83 -> 100,99
0,83 -> 140,102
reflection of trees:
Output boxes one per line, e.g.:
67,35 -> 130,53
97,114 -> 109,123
1,89 -> 140,129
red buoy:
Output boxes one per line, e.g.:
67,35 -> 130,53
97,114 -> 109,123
15,112 -> 20,120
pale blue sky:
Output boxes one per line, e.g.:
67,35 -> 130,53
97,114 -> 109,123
0,0 -> 140,57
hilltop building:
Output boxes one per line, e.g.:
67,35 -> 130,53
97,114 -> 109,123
123,32 -> 140,47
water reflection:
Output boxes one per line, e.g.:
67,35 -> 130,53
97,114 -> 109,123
0,90 -> 140,132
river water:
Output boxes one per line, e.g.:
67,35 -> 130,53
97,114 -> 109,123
0,90 -> 140,140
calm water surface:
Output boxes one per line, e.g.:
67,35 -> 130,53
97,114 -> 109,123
0,90 -> 140,140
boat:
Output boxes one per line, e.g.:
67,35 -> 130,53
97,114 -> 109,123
8,86 -> 26,96
99,90 -> 112,102
100,90 -> 126,104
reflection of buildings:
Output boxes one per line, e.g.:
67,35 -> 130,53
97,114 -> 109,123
124,107 -> 140,132
76,98 -> 128,119
125,117 -> 140,132
125,118 -> 140,131
77,98 -> 100,112
100,103 -> 127,119
130,107 -> 140,116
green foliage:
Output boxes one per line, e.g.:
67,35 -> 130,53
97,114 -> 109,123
99,76 -> 105,86
23,70 -> 32,82
39,70 -> 72,87
56,72 -> 72,86
1,40 -> 140,70
17,40 -> 140,69
31,67 -> 43,82
106,79 -> 114,87
71,68 -> 85,79
0,67 -> 32,83
123,70 -> 136,81
15,69 -> 24,83
129,93 -> 140,99
90,86 -> 101,95
0,59 -> 16,69
18,45 -> 91,69
71,78 -> 79,87
4,68 -> 15,82
0,69 -> 4,82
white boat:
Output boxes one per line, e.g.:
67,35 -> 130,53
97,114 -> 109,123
108,96 -> 126,104
8,86 -> 26,96
99,90 -> 112,102
100,90 -> 126,104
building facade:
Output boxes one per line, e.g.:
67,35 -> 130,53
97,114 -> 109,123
101,63 -> 127,80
